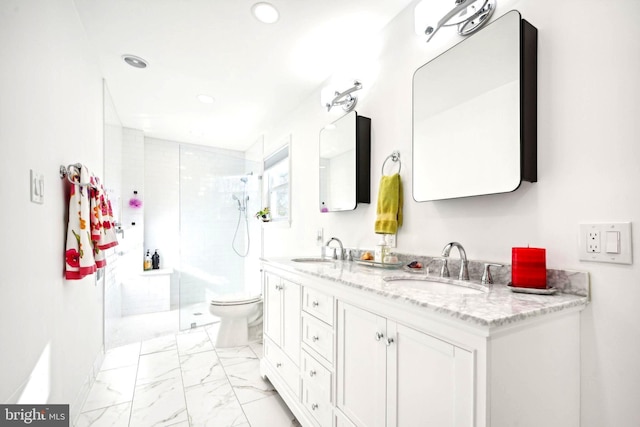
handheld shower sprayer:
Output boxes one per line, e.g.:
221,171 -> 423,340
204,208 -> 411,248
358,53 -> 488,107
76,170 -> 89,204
232,171 -> 253,257
232,194 -> 242,210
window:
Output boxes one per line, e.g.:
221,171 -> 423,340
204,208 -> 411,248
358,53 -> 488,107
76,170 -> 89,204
263,140 -> 290,224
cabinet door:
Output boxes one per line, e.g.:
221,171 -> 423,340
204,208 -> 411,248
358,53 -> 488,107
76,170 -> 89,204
336,302 -> 387,427
281,278 -> 301,363
387,322 -> 474,427
263,273 -> 282,344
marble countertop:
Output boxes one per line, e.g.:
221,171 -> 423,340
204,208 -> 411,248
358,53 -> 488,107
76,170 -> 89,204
262,257 -> 590,329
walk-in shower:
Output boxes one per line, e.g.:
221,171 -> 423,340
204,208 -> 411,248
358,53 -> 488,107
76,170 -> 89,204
179,146 -> 262,330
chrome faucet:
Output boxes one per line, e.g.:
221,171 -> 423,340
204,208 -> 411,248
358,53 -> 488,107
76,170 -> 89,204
325,237 -> 344,260
440,242 -> 469,280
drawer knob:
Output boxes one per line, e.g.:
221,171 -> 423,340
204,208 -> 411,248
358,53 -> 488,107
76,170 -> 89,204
375,332 -> 384,341
312,300 -> 319,307
312,335 -> 319,342
311,403 -> 319,411
386,337 -> 395,347
309,370 -> 317,377
276,362 -> 282,368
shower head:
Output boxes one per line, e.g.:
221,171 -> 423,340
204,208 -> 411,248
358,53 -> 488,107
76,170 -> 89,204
232,194 -> 241,209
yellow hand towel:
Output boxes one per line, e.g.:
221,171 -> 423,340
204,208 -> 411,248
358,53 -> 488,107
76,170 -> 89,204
375,173 -> 403,234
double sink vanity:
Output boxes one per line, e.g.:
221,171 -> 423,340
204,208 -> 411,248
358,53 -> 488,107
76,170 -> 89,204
261,9 -> 585,427
260,254 -> 589,427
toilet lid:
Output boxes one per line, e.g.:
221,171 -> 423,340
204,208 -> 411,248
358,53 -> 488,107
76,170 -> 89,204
210,293 -> 262,306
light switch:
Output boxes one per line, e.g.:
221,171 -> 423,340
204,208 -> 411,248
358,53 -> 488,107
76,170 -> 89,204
605,231 -> 620,254
30,169 -> 44,204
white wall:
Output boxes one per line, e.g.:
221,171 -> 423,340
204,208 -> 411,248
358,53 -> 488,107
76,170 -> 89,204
263,1 -> 640,426
0,0 -> 105,419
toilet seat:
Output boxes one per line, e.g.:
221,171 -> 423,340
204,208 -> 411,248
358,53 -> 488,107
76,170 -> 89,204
210,294 -> 262,306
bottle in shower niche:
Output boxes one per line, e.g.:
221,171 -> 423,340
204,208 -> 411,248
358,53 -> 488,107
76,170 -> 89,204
152,250 -> 160,270
144,250 -> 152,270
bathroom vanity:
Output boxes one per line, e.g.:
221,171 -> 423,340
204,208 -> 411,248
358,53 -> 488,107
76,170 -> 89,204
260,257 -> 588,427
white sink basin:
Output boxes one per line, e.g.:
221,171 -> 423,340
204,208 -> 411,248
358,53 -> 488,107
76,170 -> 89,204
291,257 -> 333,263
384,277 -> 484,295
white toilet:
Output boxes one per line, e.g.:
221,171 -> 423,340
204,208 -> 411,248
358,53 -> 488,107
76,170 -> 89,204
209,293 -> 263,348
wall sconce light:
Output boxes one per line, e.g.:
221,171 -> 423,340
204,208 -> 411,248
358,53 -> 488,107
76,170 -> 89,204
324,80 -> 362,112
415,0 -> 496,42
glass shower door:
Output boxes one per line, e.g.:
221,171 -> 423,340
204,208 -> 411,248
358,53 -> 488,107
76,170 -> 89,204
178,145 -> 260,330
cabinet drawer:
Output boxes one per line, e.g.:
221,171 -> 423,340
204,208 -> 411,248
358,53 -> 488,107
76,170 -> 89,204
302,312 -> 334,363
301,350 -> 332,403
302,381 -> 332,427
264,338 -> 300,398
302,286 -> 334,325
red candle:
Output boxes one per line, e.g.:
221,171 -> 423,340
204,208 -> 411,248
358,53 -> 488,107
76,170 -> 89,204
511,247 -> 547,288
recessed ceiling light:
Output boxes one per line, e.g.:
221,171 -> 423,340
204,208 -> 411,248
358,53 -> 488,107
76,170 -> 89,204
251,2 -> 279,24
197,94 -> 215,104
122,55 -> 148,69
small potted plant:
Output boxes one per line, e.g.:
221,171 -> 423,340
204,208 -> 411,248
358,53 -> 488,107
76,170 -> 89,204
255,207 -> 270,222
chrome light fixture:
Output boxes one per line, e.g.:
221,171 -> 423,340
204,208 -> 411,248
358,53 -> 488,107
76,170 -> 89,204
325,81 -> 362,112
415,0 -> 496,42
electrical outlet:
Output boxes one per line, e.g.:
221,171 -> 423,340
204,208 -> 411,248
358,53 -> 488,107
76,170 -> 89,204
587,230 -> 600,253
579,222 -> 633,264
316,228 -> 324,246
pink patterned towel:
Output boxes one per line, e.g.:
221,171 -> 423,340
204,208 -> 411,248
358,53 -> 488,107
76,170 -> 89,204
65,166 -> 118,280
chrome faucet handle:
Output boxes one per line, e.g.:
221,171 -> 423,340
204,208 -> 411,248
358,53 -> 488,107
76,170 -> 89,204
331,248 -> 337,260
346,249 -> 353,261
437,257 -> 449,277
481,263 -> 503,285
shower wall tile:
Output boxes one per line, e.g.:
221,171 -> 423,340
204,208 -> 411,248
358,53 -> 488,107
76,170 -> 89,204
144,139 -> 180,272
122,128 -> 145,239
141,140 -> 261,317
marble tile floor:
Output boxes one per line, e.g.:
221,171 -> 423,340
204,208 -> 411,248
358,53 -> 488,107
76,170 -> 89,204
105,303 -> 219,350
76,324 -> 299,427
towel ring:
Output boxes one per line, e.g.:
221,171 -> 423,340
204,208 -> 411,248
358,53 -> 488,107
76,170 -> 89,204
60,163 -> 93,187
382,151 -> 401,175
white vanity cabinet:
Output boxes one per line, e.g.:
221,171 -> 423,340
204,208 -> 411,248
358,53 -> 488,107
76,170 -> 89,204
300,286 -> 336,427
263,271 -> 301,397
336,301 -> 473,427
261,262 -> 584,427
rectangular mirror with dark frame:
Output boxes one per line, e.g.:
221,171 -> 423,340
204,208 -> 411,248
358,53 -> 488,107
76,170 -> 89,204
319,111 -> 371,212
412,10 -> 537,202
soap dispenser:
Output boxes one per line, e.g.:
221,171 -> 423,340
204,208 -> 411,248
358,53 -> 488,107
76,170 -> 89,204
144,250 -> 152,270
375,237 -> 388,263
151,250 -> 160,270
